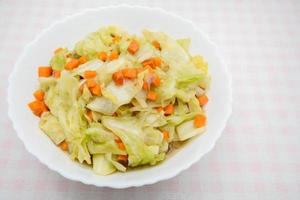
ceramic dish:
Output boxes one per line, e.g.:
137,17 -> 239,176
7,5 -> 232,188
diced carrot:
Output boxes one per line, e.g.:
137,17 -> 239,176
156,107 -> 163,112
33,90 -> 44,101
114,137 -> 122,143
163,105 -> 174,115
127,40 -> 139,54
112,35 -> 121,43
147,91 -> 157,101
109,51 -> 119,61
198,95 -> 209,106
83,70 -> 97,79
194,115 -> 206,128
122,68 -> 137,79
162,131 -> 169,140
54,48 -> 63,54
143,81 -> 150,91
142,59 -> 154,68
151,74 -> 160,87
112,71 -> 124,86
65,58 -> 80,70
142,57 -> 161,68
153,57 -> 161,67
117,155 -> 128,161
36,101 -> 48,114
86,79 -> 97,88
152,40 -> 161,50
53,70 -> 61,78
87,110 -> 93,121
28,100 -> 43,116
79,56 -> 88,64
98,51 -> 107,62
59,141 -> 68,151
117,142 -> 126,150
28,100 -> 47,117
91,84 -> 101,96
38,66 -> 52,77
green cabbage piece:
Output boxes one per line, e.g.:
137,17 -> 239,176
105,153 -> 127,172
39,77 -> 57,92
98,26 -> 129,47
142,30 -> 168,48
159,34 -> 190,70
74,26 -> 130,59
118,39 -> 131,54
192,55 -> 208,75
69,136 -> 91,164
87,140 -> 125,155
166,97 -> 202,126
80,84 -> 93,102
135,43 -> 156,62
174,99 -> 189,115
49,72 -> 87,138
175,89 -> 197,103
142,127 -> 163,146
71,60 -> 104,77
50,48 -> 68,71
116,104 -> 133,117
143,30 -> 207,103
155,77 -> 176,102
87,97 -> 119,115
102,80 -> 137,105
93,154 -> 116,175
96,56 -> 126,84
188,96 -> 203,113
154,63 -> 206,103
84,122 -> 115,143
134,90 -> 148,108
101,116 -> 165,167
166,112 -> 197,126
176,38 -> 191,52
74,32 -> 107,59
161,124 -> 179,142
44,72 -> 91,164
176,120 -> 206,141
102,71 -> 144,106
137,110 -> 167,127
175,97 -> 205,141
85,123 -> 126,155
39,112 -> 66,145
176,71 -> 205,89
160,140 -> 169,153
155,73 -> 201,103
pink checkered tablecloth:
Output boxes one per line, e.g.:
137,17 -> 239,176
1,0 -> 300,199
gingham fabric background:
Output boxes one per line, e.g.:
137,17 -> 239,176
1,0 -> 300,199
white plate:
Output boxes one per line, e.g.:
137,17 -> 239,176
7,5 -> 232,188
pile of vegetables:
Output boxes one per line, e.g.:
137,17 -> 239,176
28,26 -> 210,175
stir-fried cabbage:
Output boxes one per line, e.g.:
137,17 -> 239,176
28,26 -> 210,175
